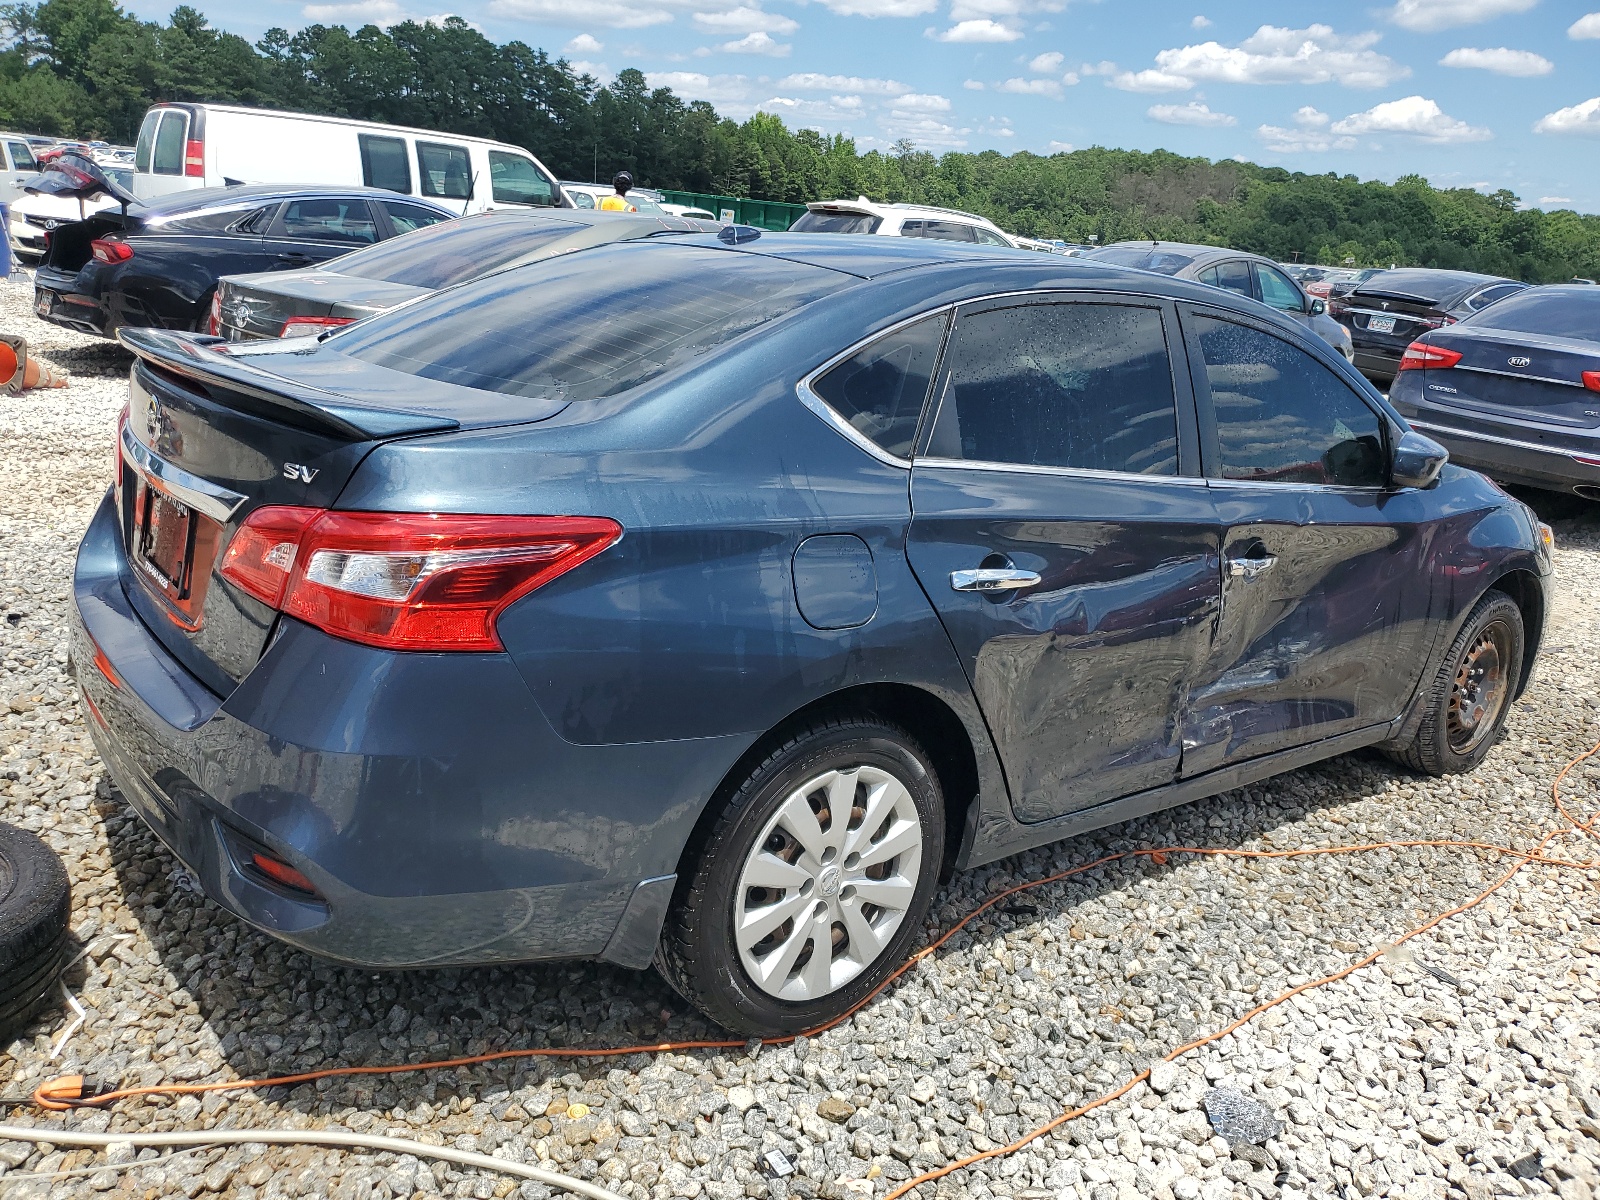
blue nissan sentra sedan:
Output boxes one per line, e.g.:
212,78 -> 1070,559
74,231 -> 1551,1036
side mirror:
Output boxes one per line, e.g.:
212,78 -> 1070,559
1391,429 -> 1449,490
1308,298 -> 1327,316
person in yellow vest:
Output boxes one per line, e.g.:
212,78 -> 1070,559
598,171 -> 636,212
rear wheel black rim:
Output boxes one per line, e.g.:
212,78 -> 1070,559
1446,619 -> 1512,755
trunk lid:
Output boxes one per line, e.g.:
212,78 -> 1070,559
1420,327 -> 1600,430
114,330 -> 567,694
217,271 -> 423,341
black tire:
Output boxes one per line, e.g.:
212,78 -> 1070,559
1386,591 -> 1524,776
657,717 -> 945,1037
0,823 -> 70,1046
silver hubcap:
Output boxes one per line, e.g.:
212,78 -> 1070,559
734,765 -> 923,1002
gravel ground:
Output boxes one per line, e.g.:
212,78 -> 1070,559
3,271 -> 1600,1200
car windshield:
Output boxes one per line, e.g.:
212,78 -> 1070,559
330,213 -> 583,290
1086,247 -> 1197,273
1463,289 -> 1600,343
332,243 -> 846,402
791,211 -> 883,234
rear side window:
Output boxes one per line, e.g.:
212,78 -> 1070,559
381,200 -> 449,235
152,111 -> 187,176
1197,260 -> 1252,299
280,198 -> 378,244
810,314 -> 948,458
333,244 -> 846,401
417,142 -> 472,200
974,228 -> 1010,247
791,211 -> 882,234
925,301 -> 1180,476
1463,288 -> 1600,342
489,151 -> 555,206
922,220 -> 976,243
360,135 -> 411,194
337,212 -> 581,289
1193,315 -> 1384,487
8,141 -> 36,171
134,111 -> 160,172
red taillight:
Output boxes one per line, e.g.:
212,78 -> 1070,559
1420,315 -> 1458,330
221,509 -> 623,651
184,138 -> 204,178
113,405 -> 128,505
207,291 -> 222,337
1399,341 -> 1463,371
1326,297 -> 1348,315
1583,370 -> 1600,393
249,851 -> 317,895
90,237 -> 133,264
279,316 -> 355,339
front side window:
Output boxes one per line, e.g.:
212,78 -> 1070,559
152,111 -> 187,176
974,228 -> 1010,247
1254,263 -> 1305,313
280,198 -> 378,244
488,151 -> 555,206
810,314 -> 948,458
359,134 -> 411,194
8,141 -> 36,171
568,190 -> 595,209
1193,314 -> 1385,487
925,301 -> 1179,476
416,142 -> 472,200
1198,260 -> 1252,299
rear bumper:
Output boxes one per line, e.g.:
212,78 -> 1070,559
1406,419 -> 1600,495
71,492 -> 737,969
34,267 -> 112,337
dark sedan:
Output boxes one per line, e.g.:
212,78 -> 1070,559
75,233 -> 1550,1036
215,208 -> 718,341
1388,285 -> 1600,499
1328,268 -> 1527,384
34,183 -> 452,340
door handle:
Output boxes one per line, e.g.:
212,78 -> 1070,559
1227,554 -> 1278,579
951,568 -> 1041,592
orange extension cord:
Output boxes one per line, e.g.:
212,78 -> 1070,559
29,733 -> 1600,1200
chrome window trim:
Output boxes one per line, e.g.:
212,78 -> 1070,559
121,422 -> 248,523
1408,419 -> 1598,460
915,456 -> 1208,486
1454,364 -> 1583,388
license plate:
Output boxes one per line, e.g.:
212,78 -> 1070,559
1368,315 -> 1396,334
34,290 -> 52,317
139,490 -> 194,594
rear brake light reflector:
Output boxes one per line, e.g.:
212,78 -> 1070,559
90,237 -> 132,264
184,138 -> 204,178
221,509 -> 622,651
249,851 -> 317,895
1583,370 -> 1600,393
1398,341 -> 1463,371
279,316 -> 355,339
207,291 -> 222,337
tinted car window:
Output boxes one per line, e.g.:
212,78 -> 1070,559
1200,260 -> 1252,299
152,111 -> 186,176
1462,288 -> 1600,343
8,141 -> 35,171
791,212 -> 882,234
1194,315 -> 1384,487
974,228 -> 1010,247
925,301 -> 1179,475
280,198 -> 378,243
134,111 -> 159,172
489,151 -> 555,206
1466,283 -> 1523,311
336,212 -> 581,289
1254,263 -> 1305,312
359,134 -> 411,194
334,244 -> 845,402
1087,247 -> 1196,273
417,142 -> 472,200
810,314 -> 948,458
922,220 -> 976,243
381,200 -> 448,235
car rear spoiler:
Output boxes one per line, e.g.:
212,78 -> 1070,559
1350,288 -> 1441,307
118,329 -> 461,441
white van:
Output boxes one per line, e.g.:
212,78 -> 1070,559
130,104 -> 564,216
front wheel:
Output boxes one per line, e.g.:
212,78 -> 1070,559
656,718 -> 944,1036
1386,591 -> 1524,776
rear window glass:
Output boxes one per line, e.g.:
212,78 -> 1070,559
1087,247 -> 1195,273
792,211 -> 882,234
152,111 -> 186,176
1464,288 -> 1600,343
332,244 -> 846,401
334,212 -> 583,289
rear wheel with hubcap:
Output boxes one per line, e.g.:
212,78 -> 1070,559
657,718 -> 944,1036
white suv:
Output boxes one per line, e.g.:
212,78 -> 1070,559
791,197 -> 1016,247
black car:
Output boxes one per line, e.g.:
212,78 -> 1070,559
214,208 -> 717,341
1388,285 -> 1600,499
33,178 -> 452,340
1328,268 -> 1527,384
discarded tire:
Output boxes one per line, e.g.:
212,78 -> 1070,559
0,823 -> 70,1045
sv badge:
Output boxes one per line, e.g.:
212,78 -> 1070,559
283,463 -> 319,483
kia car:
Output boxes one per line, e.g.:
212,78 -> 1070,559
1328,268 -> 1527,384
74,233 -> 1550,1036
1388,284 -> 1600,499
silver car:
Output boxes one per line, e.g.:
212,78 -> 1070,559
1084,241 -> 1356,361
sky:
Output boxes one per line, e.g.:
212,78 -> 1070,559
125,0 -> 1600,212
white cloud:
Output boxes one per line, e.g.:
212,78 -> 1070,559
491,0 -> 677,29
1294,105 -> 1329,126
964,78 -> 986,89
1109,24 -> 1408,93
1191,14 -> 1210,28
645,70 -> 755,105
1439,47 -> 1553,75
778,73 -> 912,95
1386,0 -> 1537,33
1079,60 -> 1118,76
816,0 -> 937,15
1256,124 -> 1358,152
692,6 -> 798,33
708,30 -> 790,53
1029,50 -> 1064,72
1568,12 -> 1600,38
1540,196 -> 1573,204
1047,139 -> 1074,151
569,59 -> 607,75
1000,77 -> 1063,98
932,18 -> 1023,41
1331,95 -> 1492,143
1148,101 -> 1236,127
892,92 -> 953,111
564,32 -> 604,52
303,0 -> 403,20
1534,97 -> 1600,136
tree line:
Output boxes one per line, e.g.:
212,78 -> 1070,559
2,0 -> 1597,282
